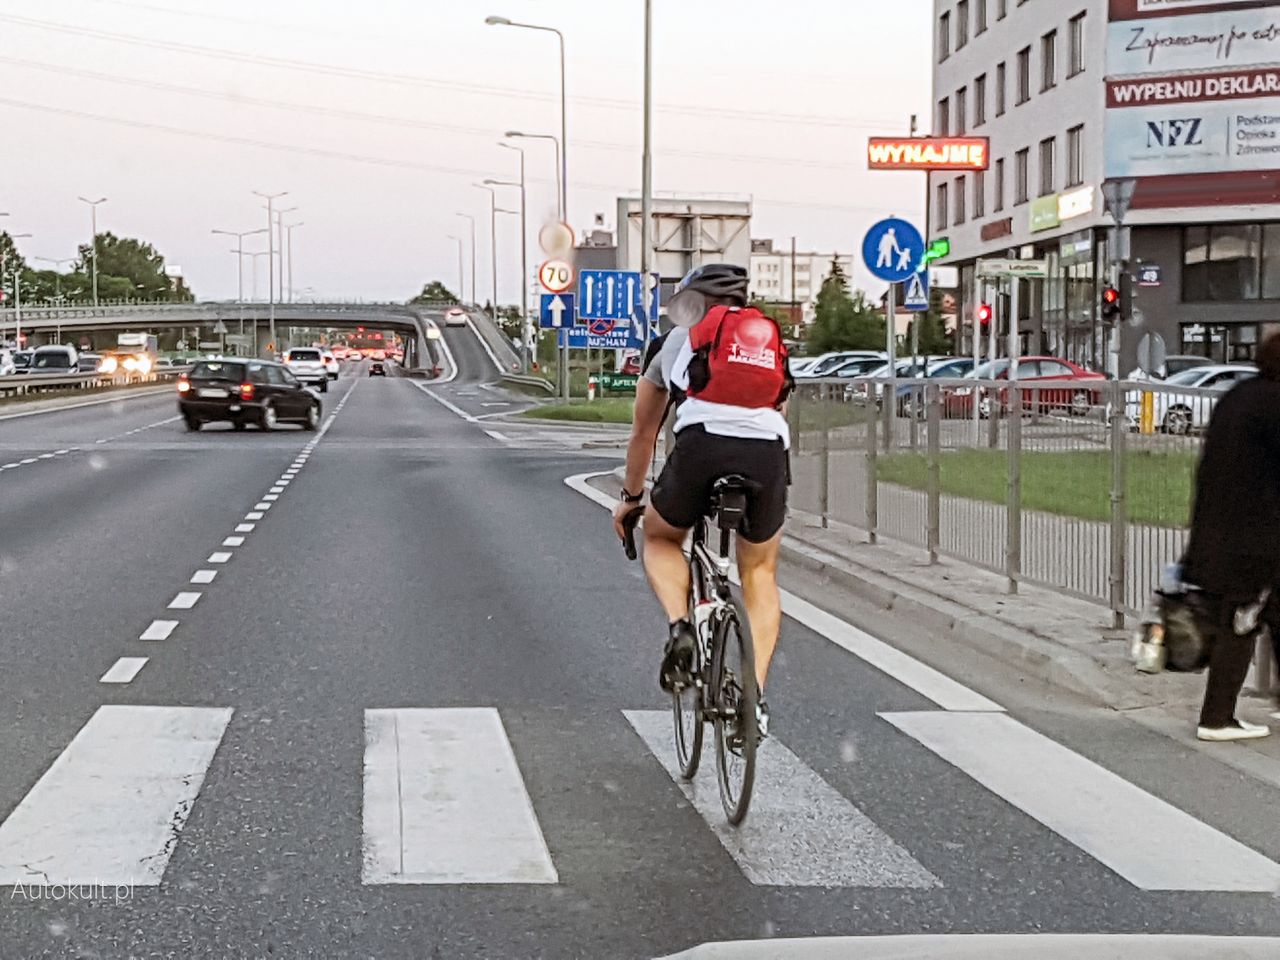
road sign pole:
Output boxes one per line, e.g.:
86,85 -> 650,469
883,280 -> 895,452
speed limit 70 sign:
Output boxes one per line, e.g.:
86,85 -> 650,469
539,259 -> 574,294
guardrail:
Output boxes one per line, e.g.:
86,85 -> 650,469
466,309 -> 522,373
0,366 -> 190,399
500,373 -> 555,394
787,374 -> 1233,627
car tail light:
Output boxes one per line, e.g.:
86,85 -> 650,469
239,382 -> 255,399
177,378 -> 190,394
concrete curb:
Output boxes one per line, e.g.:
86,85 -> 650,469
777,536 -> 1151,711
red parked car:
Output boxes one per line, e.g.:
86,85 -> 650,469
943,356 -> 1106,419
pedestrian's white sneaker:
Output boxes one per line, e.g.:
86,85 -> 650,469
1197,720 -> 1271,742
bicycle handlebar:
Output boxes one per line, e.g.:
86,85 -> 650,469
620,504 -> 644,561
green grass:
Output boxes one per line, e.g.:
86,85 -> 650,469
876,448 -> 1197,527
520,397 -> 635,423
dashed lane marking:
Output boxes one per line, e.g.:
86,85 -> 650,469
140,620 -> 178,641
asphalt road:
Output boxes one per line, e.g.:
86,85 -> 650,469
3,341 -> 1280,959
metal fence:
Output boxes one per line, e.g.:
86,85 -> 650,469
789,374 -> 1224,626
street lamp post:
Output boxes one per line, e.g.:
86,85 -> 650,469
4,232 -> 32,348
640,0 -> 655,342
454,213 -> 477,304
253,190 -> 288,355
213,227 -> 268,351
283,221 -> 303,305
504,132 -> 563,221
490,145 -> 531,375
474,185 -> 501,323
77,197 -> 107,307
485,16 -> 568,228
447,235 -> 465,301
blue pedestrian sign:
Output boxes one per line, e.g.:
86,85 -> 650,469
577,269 -> 659,324
862,218 -> 925,284
903,270 -> 930,313
539,293 -> 575,329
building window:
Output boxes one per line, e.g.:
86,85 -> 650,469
1068,12 -> 1086,77
1265,225 -> 1280,299
1017,47 -> 1031,104
1184,224 -> 1264,301
936,182 -> 949,231
937,97 -> 950,136
1015,148 -> 1029,205
974,170 -> 986,218
1066,124 -> 1083,187
976,0 -> 988,34
996,62 -> 1006,116
1039,137 -> 1056,196
994,158 -> 1005,211
939,11 -> 951,61
974,74 -> 987,127
955,176 -> 967,225
957,0 -> 970,48
997,0 -> 1007,19
1041,30 -> 1057,91
955,86 -> 967,135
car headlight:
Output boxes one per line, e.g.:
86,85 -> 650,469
100,356 -> 118,374
136,357 -> 152,375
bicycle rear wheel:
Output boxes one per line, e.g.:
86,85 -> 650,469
672,550 -> 709,779
710,598 -> 758,826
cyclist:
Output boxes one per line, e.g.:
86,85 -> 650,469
612,263 -> 791,737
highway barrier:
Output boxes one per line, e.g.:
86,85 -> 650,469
0,367 -> 190,399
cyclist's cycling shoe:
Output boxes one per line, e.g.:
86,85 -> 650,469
659,619 -> 696,692
727,699 -> 769,753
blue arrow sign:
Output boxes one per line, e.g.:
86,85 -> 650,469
577,270 -> 659,323
862,218 -> 925,284
539,293 -> 575,329
903,269 -> 930,313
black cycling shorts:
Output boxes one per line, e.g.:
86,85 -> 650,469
650,424 -> 789,543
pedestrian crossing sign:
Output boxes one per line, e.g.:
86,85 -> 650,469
904,269 -> 930,313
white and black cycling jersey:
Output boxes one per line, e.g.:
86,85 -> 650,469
641,327 -> 790,448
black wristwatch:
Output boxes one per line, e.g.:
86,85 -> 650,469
620,488 -> 644,504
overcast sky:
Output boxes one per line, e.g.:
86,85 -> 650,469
0,0 -> 932,303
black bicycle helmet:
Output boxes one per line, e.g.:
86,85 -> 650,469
672,262 -> 749,306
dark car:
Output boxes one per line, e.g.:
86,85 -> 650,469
368,359 -> 386,377
178,358 -> 320,432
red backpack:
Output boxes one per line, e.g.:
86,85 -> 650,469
686,305 -> 792,409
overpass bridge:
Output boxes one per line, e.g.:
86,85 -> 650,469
0,301 -> 458,371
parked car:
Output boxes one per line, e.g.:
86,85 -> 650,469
896,357 -> 977,416
284,347 -> 329,392
26,345 -> 79,375
1125,364 -> 1256,435
178,358 -> 320,432
943,357 -> 1106,419
368,359 -> 387,377
794,350 -> 885,379
444,307 -> 468,328
322,351 -> 339,379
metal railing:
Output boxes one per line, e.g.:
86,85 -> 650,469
0,366 -> 190,398
789,374 -> 1227,626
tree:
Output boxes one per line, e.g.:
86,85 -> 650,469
74,231 -> 192,302
905,286 -> 952,355
807,259 -> 885,354
0,232 -> 28,306
410,281 -> 459,304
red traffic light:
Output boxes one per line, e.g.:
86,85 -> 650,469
975,303 -> 992,326
1102,287 -> 1120,306
357,325 -> 365,332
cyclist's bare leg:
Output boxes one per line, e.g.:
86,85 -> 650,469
736,531 -> 783,691
641,505 -> 691,622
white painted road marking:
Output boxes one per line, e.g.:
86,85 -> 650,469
485,429 -> 509,442
222,536 -> 245,547
0,705 -> 232,885
625,710 -> 938,888
882,711 -> 1280,892
139,619 -> 179,641
99,656 -> 148,684
207,552 -> 232,564
234,523 -> 255,533
269,486 -> 284,493
191,570 -> 217,584
362,707 -> 558,885
255,501 -> 272,510
168,592 -> 201,610
263,494 -> 279,501
245,512 -> 264,521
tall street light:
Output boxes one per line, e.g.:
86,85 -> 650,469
504,131 -> 562,221
447,235 -> 465,301
473,184 -> 501,322
32,257 -> 77,302
253,190 -> 288,355
283,221 -> 303,305
274,205 -> 299,307
454,212 -> 476,304
491,144 -> 531,374
484,16 -> 568,228
4,232 -> 31,347
213,227 -> 268,348
77,197 -> 107,307
640,0 -> 655,341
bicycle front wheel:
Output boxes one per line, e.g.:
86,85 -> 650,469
710,598 -> 758,826
672,550 -> 710,780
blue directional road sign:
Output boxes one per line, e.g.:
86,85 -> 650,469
903,269 -> 930,313
539,293 -> 575,329
862,218 -> 925,284
578,269 -> 659,324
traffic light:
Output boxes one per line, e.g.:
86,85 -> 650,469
1101,286 -> 1121,322
975,303 -> 992,328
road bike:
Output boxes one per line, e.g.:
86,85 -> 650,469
622,476 -> 760,825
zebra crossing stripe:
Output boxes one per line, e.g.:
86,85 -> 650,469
624,710 -> 938,888
0,705 -> 232,886
882,711 -> 1280,892
362,708 -> 557,885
